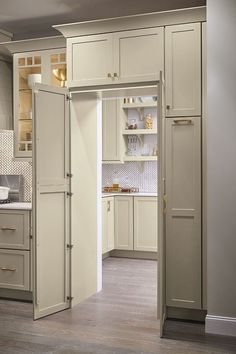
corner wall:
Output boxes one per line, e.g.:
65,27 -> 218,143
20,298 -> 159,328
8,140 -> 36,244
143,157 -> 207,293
206,0 -> 236,336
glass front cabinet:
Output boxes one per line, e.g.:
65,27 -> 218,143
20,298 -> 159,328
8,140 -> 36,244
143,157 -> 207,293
14,48 -> 66,158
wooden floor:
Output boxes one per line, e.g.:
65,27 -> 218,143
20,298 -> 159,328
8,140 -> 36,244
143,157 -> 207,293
0,257 -> 236,354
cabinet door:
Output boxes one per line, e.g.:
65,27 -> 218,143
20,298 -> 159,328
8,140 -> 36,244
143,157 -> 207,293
134,197 -> 158,252
67,34 -> 113,87
107,197 -> 114,251
165,23 -> 201,117
165,117 -> 201,309
113,27 -> 164,84
102,199 -> 108,254
115,196 -> 133,250
102,98 -> 122,163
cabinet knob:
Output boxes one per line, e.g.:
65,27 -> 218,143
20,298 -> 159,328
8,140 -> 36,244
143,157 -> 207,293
166,105 -> 170,110
107,73 -> 112,78
113,73 -> 118,78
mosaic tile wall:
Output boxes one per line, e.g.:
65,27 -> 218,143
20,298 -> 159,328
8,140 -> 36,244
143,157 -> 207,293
102,162 -> 157,193
0,130 -> 32,201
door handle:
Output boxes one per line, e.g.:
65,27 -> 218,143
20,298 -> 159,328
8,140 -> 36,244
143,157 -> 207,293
1,267 -> 16,271
163,194 -> 167,214
173,119 -> 192,124
1,227 -> 16,231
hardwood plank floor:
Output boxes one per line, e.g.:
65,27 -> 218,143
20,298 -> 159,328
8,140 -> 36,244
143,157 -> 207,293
0,257 -> 235,354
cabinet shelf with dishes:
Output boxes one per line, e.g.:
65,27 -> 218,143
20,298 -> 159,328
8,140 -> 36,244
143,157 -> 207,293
121,97 -> 158,162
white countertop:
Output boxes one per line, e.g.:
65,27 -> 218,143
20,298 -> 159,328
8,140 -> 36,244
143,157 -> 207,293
102,192 -> 157,198
0,202 -> 32,210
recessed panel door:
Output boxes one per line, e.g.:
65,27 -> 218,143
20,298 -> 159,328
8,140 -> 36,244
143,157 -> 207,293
33,84 -> 70,319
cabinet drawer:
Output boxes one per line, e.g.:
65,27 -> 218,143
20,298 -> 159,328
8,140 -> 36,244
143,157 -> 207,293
0,211 -> 30,250
0,249 -> 30,290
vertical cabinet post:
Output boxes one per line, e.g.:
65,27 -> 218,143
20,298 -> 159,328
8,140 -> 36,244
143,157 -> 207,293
165,117 -> 201,309
115,196 -> 133,250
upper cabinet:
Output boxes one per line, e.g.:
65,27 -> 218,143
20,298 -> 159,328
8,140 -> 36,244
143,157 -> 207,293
165,23 -> 201,117
67,27 -> 164,87
14,48 -> 66,158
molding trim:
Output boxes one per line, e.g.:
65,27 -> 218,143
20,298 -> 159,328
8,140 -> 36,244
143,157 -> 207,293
206,315 -> 236,337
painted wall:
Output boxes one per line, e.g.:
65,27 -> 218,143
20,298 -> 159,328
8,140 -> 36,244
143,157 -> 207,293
207,0 -> 236,336
0,59 -> 12,130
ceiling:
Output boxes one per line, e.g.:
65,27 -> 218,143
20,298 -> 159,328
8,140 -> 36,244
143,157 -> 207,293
0,0 -> 206,40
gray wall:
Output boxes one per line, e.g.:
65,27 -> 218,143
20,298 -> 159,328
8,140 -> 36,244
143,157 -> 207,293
207,0 -> 236,318
0,59 -> 13,130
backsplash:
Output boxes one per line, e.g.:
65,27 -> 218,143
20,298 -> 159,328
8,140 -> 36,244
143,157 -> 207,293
0,130 -> 32,201
102,162 -> 157,193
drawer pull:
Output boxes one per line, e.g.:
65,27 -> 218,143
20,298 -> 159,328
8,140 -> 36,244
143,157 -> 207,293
1,267 -> 16,272
1,227 -> 16,231
173,119 -> 192,124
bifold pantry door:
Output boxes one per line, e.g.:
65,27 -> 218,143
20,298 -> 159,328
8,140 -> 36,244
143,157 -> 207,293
33,84 -> 71,319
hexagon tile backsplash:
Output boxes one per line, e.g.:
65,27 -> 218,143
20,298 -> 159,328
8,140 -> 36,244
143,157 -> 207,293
0,130 -> 32,201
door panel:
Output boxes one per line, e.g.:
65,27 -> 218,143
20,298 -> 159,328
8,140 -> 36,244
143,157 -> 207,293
33,84 -> 70,319
115,196 -> 133,250
134,197 -> 158,252
113,28 -> 164,84
165,23 -> 201,117
68,34 -> 113,87
165,117 -> 201,309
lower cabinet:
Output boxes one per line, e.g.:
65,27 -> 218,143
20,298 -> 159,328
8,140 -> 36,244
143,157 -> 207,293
102,197 -> 115,254
0,210 -> 31,293
134,197 -> 158,252
114,196 -> 158,252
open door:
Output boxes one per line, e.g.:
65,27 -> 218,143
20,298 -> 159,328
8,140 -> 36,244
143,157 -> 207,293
32,84 -> 71,319
158,72 -> 166,336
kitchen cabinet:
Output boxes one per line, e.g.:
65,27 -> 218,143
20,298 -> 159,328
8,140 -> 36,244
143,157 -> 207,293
165,117 -> 201,309
165,23 -> 201,117
102,197 -> 114,254
67,27 -> 164,87
115,196 -> 133,250
0,210 -> 31,292
114,195 -> 158,252
102,98 -> 123,163
134,197 -> 157,252
13,48 -> 66,158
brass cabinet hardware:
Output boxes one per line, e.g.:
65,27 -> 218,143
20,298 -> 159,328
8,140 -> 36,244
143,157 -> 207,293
66,173 -> 73,178
1,227 -> 16,231
66,94 -> 72,101
107,73 -> 112,78
173,119 -> 192,124
113,72 -> 118,78
107,201 -> 111,212
1,267 -> 16,272
67,192 -> 73,197
166,105 -> 170,110
67,296 -> 74,301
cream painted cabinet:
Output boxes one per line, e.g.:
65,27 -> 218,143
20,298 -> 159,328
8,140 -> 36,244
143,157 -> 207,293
102,98 -> 123,163
165,117 -> 201,309
0,210 -> 31,292
67,27 -> 164,87
113,27 -> 164,84
13,48 -> 66,158
134,197 -> 157,252
115,196 -> 133,250
102,197 -> 115,254
165,23 -> 201,117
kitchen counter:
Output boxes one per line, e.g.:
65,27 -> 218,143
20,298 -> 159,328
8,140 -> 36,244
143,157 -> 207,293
0,202 -> 32,210
102,192 -> 157,198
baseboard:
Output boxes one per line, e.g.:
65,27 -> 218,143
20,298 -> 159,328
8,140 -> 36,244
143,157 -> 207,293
206,315 -> 236,337
110,249 -> 157,260
167,306 -> 207,322
0,288 -> 33,302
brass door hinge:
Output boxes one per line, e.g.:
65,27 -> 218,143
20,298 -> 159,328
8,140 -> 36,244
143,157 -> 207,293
67,296 -> 73,301
66,94 -> 72,101
66,173 -> 73,178
67,192 -> 73,197
66,244 -> 74,249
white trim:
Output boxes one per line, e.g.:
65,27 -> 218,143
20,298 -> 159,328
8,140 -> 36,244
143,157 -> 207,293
206,315 -> 236,337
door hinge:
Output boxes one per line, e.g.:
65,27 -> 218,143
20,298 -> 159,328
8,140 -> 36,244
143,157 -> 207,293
66,243 -> 74,249
67,296 -> 74,301
66,173 -> 73,178
67,192 -> 73,197
66,94 -> 72,101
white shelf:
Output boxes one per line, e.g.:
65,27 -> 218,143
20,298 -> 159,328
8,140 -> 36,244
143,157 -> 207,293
123,129 -> 157,135
123,156 -> 158,162
122,102 -> 157,109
